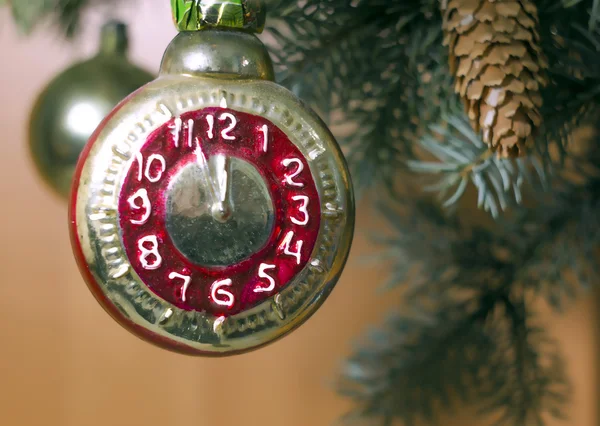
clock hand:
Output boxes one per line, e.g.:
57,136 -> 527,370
194,139 -> 233,223
208,153 -> 233,223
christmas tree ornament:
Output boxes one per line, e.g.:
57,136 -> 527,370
442,0 -> 548,158
29,21 -> 154,199
70,0 -> 354,356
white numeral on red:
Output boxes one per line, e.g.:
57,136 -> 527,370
261,125 -> 269,152
146,154 -> 166,183
279,231 -> 303,265
128,188 -> 151,225
282,158 -> 305,187
135,152 -> 166,183
138,235 -> 162,270
219,113 -> 237,140
171,117 -> 182,147
211,279 -> 235,307
254,263 -> 276,293
169,272 -> 192,302
290,195 -> 309,226
206,115 -> 214,139
187,119 -> 194,148
205,113 -> 237,140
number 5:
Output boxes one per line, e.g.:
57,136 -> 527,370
254,264 -> 277,293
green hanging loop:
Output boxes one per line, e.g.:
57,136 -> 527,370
171,0 -> 266,33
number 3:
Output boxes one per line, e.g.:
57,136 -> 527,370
290,195 -> 309,226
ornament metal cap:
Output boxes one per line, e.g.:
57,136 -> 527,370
171,0 -> 266,33
99,20 -> 128,55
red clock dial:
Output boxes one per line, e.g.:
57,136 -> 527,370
118,107 -> 321,316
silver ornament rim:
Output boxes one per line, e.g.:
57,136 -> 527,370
72,76 -> 355,355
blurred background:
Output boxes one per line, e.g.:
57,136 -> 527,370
0,2 -> 598,426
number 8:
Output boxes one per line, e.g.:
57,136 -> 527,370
138,235 -> 162,270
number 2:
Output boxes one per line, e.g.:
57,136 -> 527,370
282,158 -> 304,188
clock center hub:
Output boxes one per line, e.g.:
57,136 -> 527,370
165,157 -> 275,267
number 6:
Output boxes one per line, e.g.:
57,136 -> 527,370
211,279 -> 235,307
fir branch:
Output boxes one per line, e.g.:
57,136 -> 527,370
409,113 -> 548,218
348,147 -> 600,423
339,290 -> 569,426
480,298 -> 570,425
264,0 -> 449,192
339,294 -> 500,426
532,0 -> 600,160
514,163 -> 600,309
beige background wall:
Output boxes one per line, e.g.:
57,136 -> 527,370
0,2 -> 596,425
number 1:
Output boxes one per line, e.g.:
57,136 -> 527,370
261,125 -> 269,152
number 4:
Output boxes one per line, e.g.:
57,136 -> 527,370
278,231 -> 303,265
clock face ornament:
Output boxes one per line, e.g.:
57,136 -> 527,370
120,107 -> 321,316
70,0 -> 354,356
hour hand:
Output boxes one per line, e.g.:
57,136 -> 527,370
194,141 -> 233,223
208,154 -> 232,222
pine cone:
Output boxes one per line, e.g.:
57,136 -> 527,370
442,0 -> 548,158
